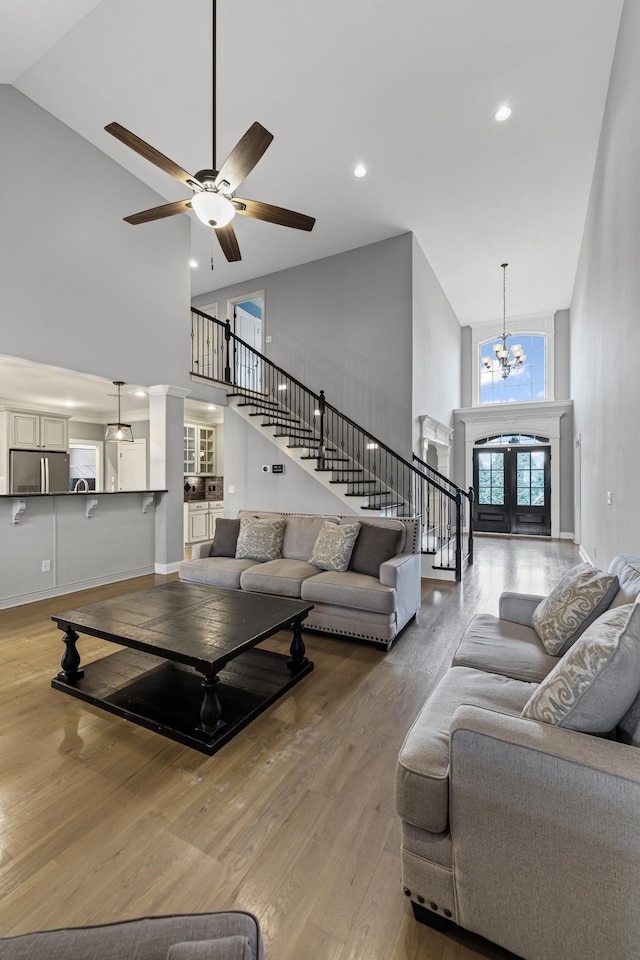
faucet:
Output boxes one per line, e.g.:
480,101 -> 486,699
74,478 -> 89,493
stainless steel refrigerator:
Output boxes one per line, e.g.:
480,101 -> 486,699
10,449 -> 70,494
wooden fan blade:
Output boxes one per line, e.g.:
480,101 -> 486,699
105,122 -> 200,189
123,198 -> 193,225
216,223 -> 241,262
233,198 -> 315,232
214,122 -> 274,193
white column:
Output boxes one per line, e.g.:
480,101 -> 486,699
148,384 -> 190,574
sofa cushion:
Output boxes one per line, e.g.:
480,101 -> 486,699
348,524 -> 402,577
452,613 -> 559,683
167,936 -> 251,959
209,518 -> 240,558
301,570 -> 395,614
608,554 -> 640,608
0,913 -> 263,960
340,515 -> 408,554
281,515 -> 340,560
522,603 -> 640,733
235,516 -> 285,562
240,559 -> 321,598
530,562 -> 619,655
395,666 -> 536,834
308,521 -> 361,572
179,557 -> 259,590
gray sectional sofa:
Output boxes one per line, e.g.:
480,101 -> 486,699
395,554 -> 640,960
179,511 -> 421,651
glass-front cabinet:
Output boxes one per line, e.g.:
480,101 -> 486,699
184,423 -> 215,475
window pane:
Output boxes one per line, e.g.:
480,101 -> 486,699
492,470 -> 504,488
491,453 -> 504,468
480,334 -> 546,405
531,470 -> 544,488
531,450 -> 545,469
517,469 -> 530,486
517,489 -> 531,505
478,453 -> 491,470
479,488 -> 491,504
517,452 -> 531,469
479,469 -> 491,485
532,488 -> 545,506
491,488 -> 504,505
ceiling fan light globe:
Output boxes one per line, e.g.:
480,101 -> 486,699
191,190 -> 236,228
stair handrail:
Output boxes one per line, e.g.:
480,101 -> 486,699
190,307 -> 472,576
191,308 -> 458,501
412,452 -> 472,500
413,453 -> 474,566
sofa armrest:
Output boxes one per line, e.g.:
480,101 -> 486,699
380,553 -> 421,631
448,704 -> 640,960
190,541 -> 214,560
498,591 -> 544,625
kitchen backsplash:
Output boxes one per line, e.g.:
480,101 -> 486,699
183,475 -> 224,502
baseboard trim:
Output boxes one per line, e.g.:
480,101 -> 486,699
154,561 -> 181,575
0,566 -> 156,610
559,532 -> 575,540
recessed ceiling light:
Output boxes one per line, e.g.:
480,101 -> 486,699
189,259 -> 198,268
495,105 -> 512,122
64,401 -> 77,408
207,404 -> 216,411
134,390 -> 146,397
353,164 -> 367,178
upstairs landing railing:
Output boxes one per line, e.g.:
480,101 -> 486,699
191,307 -> 470,578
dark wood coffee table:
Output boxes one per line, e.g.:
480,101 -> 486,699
51,582 -> 313,755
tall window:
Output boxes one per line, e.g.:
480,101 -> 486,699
479,334 -> 546,404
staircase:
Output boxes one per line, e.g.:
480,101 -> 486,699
191,308 -> 474,579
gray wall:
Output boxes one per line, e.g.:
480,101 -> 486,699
570,0 -> 638,566
411,235 -> 461,451
554,309 -> 571,400
194,233 -> 415,456
0,86 -> 191,391
223,407 -> 357,517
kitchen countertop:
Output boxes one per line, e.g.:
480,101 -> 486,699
0,489 -> 168,498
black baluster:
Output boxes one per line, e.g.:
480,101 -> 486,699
224,319 -> 232,383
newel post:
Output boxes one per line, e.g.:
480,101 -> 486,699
317,389 -> 326,470
224,319 -> 232,383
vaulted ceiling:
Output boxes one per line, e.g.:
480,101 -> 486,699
1,0 -> 624,325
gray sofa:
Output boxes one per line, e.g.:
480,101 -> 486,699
179,511 -> 421,651
0,911 -> 264,959
395,554 -> 640,960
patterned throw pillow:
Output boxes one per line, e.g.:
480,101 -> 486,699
522,604 -> 640,733
531,562 -> 619,655
235,516 -> 285,561
308,521 -> 361,572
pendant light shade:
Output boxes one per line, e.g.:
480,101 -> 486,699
105,380 -> 134,442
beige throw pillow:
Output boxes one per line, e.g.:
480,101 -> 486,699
308,521 -> 361,572
522,604 -> 640,733
531,562 -> 619,655
235,516 -> 285,561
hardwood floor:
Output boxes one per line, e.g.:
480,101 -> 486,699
0,536 -> 579,957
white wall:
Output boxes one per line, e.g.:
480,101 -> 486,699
411,235 -> 461,451
570,1 -> 638,566
0,86 -> 191,390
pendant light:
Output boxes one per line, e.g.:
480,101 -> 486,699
481,263 -> 526,380
105,380 -> 134,442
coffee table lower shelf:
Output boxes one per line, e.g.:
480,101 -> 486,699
51,646 -> 313,755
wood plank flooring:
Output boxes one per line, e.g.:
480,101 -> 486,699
0,536 -> 579,957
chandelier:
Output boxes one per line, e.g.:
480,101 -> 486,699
481,263 -> 526,379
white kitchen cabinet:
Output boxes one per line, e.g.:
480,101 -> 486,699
184,422 -> 215,475
184,501 -> 224,544
9,411 -> 69,451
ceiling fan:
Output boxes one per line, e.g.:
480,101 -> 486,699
105,0 -> 315,264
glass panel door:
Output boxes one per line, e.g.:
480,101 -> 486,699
473,445 -> 551,535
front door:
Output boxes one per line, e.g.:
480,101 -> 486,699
473,445 -> 551,536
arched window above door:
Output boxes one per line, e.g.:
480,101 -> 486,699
476,433 -> 549,445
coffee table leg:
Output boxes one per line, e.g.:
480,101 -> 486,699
57,625 -> 85,684
288,616 -> 309,671
198,673 -> 225,736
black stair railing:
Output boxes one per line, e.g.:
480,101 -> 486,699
191,307 -> 470,578
413,453 -> 474,568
